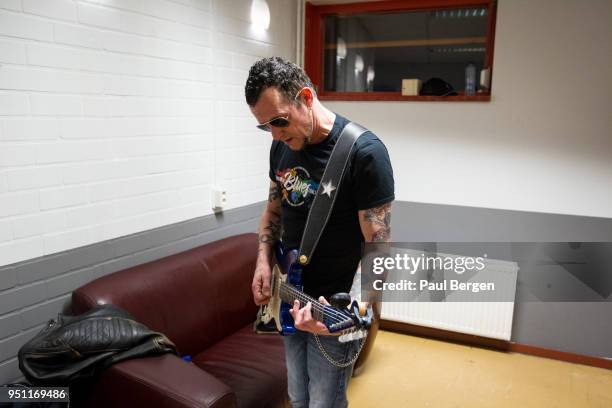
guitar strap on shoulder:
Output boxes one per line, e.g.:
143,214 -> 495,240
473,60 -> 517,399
298,121 -> 368,265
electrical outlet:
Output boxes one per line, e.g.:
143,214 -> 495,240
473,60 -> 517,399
212,187 -> 227,213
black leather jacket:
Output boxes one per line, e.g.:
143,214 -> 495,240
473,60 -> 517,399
18,304 -> 177,386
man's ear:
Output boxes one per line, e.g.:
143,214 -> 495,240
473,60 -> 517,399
300,87 -> 315,108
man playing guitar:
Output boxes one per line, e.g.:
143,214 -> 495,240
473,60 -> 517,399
245,57 -> 394,408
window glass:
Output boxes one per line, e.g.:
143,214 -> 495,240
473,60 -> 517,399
323,8 -> 489,93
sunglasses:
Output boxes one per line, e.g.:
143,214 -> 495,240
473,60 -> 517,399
256,88 -> 306,132
256,116 -> 290,132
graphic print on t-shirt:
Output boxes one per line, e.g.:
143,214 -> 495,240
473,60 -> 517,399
275,166 -> 319,207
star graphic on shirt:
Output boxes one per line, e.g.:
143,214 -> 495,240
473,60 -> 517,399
320,180 -> 336,198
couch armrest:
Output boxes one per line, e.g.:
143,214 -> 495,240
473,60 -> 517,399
84,354 -> 236,408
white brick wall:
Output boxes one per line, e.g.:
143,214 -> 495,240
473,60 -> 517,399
0,0 -> 297,266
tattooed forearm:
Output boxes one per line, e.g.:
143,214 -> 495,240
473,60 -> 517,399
258,205 -> 281,244
257,181 -> 283,264
268,183 -> 280,202
362,202 -> 391,242
259,219 -> 281,244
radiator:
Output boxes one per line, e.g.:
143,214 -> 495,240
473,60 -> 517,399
380,250 -> 519,341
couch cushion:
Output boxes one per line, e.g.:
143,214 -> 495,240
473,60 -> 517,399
196,234 -> 260,347
72,233 -> 259,356
193,325 -> 287,408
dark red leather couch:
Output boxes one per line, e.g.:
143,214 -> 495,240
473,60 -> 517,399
71,233 -> 287,408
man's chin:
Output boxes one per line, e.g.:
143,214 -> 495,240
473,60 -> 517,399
284,138 -> 305,151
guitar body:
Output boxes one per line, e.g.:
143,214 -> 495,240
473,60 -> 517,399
258,241 -> 371,341
261,242 -> 302,335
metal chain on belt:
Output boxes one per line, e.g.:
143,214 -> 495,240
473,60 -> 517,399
313,333 -> 367,368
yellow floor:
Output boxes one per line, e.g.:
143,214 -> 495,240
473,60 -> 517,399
348,330 -> 612,408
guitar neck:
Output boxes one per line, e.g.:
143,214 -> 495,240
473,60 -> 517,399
272,267 -> 365,334
278,281 -> 328,322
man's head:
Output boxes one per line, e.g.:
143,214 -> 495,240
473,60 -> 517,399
245,57 -> 317,151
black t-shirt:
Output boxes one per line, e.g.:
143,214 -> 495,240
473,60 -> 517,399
269,113 -> 394,299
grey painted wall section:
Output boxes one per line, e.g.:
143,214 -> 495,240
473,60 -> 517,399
390,201 -> 612,359
1,200 -> 611,384
0,203 -> 264,384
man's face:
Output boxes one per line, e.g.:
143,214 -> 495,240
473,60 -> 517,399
250,87 -> 312,151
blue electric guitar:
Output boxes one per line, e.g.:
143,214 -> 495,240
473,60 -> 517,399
256,242 -> 372,343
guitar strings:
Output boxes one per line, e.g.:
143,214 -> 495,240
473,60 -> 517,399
274,273 -> 357,325
278,283 -> 353,325
273,255 -> 356,325
279,289 -> 348,325
280,283 -> 349,320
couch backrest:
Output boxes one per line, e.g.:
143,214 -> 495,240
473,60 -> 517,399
72,233 -> 259,355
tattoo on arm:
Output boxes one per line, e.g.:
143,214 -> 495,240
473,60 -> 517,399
363,203 -> 391,242
268,183 -> 280,202
259,207 -> 282,244
372,228 -> 389,242
259,219 -> 281,244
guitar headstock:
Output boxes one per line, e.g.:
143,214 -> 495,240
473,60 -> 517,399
336,302 -> 372,342
324,299 -> 373,338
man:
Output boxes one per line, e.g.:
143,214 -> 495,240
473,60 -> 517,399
245,57 -> 394,408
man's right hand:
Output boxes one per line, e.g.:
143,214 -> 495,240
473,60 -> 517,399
252,262 -> 272,305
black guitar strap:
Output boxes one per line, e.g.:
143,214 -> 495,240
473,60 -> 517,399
297,121 -> 368,265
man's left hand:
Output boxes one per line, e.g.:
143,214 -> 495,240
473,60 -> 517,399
289,297 -> 335,335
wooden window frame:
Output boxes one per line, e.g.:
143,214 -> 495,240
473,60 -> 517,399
304,0 -> 497,102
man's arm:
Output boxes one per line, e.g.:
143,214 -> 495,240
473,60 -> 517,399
353,201 -> 392,307
291,202 -> 393,334
252,180 -> 282,305
358,202 -> 392,243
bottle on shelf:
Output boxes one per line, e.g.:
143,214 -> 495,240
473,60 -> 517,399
465,63 -> 476,96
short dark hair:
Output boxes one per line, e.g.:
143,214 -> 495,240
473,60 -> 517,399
245,57 -> 315,107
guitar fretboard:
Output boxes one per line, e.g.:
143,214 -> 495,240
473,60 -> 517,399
277,279 -> 344,324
